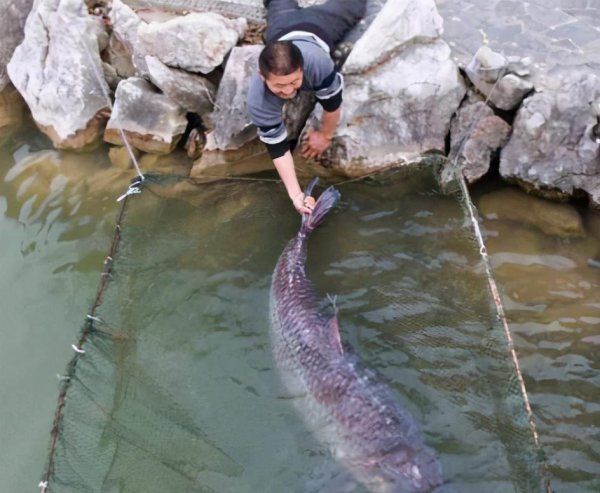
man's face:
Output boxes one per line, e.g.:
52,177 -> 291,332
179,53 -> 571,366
262,68 -> 303,99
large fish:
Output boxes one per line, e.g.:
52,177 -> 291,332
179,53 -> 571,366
269,179 -> 445,493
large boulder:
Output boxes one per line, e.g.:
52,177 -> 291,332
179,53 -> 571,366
0,0 -> 34,91
319,39 -> 465,174
7,0 -> 110,149
299,0 -> 464,174
343,0 -> 443,75
145,55 -> 216,115
137,12 -> 247,74
201,45 -> 262,153
104,77 -> 188,154
500,68 -> 600,206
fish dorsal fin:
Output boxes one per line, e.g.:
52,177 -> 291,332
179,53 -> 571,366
327,316 -> 343,356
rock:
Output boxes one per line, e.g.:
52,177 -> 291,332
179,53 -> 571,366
489,73 -> 534,111
185,128 -> 206,160
201,45 -> 262,152
104,77 -> 188,154
0,0 -> 34,91
465,47 -> 533,111
343,0 -> 443,74
145,55 -> 216,115
319,39 -> 465,174
108,145 -> 141,169
0,85 -> 28,140
7,0 -> 110,149
190,139 -> 272,180
137,12 -> 247,74
477,187 -> 586,238
500,68 -> 600,206
447,101 -> 511,183
138,150 -> 193,176
464,46 -> 506,94
108,0 -> 145,76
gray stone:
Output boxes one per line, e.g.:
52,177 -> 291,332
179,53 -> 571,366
145,55 -> 217,115
464,45 -> 509,97
7,0 -> 110,148
500,68 -> 600,206
448,101 -> 511,183
318,39 -> 465,174
0,0 -> 34,91
137,12 -> 247,74
202,45 -> 262,152
490,73 -> 534,111
343,0 -> 443,75
104,77 -> 188,154
108,0 -> 146,76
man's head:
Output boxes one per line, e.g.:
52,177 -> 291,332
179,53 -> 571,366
259,41 -> 304,99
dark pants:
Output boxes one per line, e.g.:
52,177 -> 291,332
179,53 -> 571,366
265,0 -> 367,49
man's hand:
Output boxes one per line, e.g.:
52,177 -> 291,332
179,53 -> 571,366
301,129 -> 332,159
292,192 -> 316,215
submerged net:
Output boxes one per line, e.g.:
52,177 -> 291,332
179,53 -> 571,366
41,168 -> 548,493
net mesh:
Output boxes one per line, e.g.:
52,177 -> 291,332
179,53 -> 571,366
41,168 -> 548,493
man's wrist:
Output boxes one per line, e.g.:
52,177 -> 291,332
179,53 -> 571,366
319,130 -> 333,141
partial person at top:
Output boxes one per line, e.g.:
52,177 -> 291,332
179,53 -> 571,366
247,0 -> 367,214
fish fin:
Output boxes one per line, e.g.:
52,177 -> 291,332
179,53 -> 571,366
300,181 -> 341,237
327,315 -> 344,356
326,293 -> 338,315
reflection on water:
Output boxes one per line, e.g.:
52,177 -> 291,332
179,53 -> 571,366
0,125 -> 598,492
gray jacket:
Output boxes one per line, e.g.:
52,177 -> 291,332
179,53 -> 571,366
247,34 -> 343,158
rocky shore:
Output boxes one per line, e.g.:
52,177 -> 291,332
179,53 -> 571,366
1,0 -> 599,208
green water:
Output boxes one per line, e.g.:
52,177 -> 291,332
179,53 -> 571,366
0,127 -> 599,493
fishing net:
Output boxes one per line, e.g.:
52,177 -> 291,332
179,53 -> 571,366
40,167 -> 549,493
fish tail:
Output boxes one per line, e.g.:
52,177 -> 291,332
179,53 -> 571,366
300,179 -> 341,237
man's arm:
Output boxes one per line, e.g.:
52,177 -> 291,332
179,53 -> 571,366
273,150 -> 316,214
302,68 -> 344,159
301,106 -> 342,159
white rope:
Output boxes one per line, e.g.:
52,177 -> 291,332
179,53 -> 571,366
445,62 -> 542,448
453,165 -> 541,448
71,344 -> 86,354
80,32 -> 145,180
116,181 -> 143,202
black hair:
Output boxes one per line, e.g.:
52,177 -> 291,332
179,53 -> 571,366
258,41 -> 304,77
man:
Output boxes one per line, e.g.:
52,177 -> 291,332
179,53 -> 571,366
247,0 -> 367,214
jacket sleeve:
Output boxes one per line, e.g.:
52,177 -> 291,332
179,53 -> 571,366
247,74 -> 289,159
314,69 -> 344,112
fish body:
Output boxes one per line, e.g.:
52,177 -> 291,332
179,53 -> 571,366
269,180 -> 444,493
